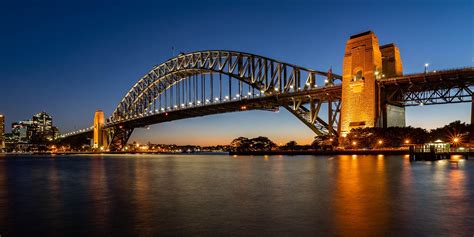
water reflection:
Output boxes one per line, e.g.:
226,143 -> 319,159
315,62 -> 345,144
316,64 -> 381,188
332,155 -> 390,235
0,155 -> 472,236
88,158 -> 110,235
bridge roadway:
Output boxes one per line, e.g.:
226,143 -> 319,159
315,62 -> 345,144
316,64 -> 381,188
106,85 -> 342,129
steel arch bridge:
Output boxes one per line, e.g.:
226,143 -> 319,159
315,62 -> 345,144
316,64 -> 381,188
61,50 -> 343,150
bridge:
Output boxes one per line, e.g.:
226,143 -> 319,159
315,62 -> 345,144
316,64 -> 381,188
59,31 -> 474,151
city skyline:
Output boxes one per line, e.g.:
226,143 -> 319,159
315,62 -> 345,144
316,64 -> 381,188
1,0 -> 472,145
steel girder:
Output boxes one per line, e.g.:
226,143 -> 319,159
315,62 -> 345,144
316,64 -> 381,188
107,126 -> 134,151
381,67 -> 474,106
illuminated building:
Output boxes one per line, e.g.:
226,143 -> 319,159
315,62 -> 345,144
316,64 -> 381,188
32,112 -> 55,141
12,120 -> 34,143
10,112 -> 58,144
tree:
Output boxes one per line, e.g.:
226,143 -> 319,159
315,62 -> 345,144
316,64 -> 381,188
230,137 -> 251,152
250,136 -> 276,151
429,120 -> 471,143
285,141 -> 297,150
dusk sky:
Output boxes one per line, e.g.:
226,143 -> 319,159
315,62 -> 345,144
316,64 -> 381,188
0,0 -> 472,145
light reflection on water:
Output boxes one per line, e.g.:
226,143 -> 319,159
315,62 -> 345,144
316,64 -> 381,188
0,154 -> 472,236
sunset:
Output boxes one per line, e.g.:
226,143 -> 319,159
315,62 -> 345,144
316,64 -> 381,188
0,0 -> 473,236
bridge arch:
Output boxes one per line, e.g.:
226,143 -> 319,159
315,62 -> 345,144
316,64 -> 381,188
111,50 -> 338,122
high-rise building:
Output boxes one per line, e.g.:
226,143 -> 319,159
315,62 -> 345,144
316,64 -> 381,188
0,114 -> 4,149
32,112 -> 54,141
12,120 -> 34,143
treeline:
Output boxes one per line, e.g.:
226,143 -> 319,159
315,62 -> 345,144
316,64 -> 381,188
230,121 -> 472,151
340,121 -> 472,149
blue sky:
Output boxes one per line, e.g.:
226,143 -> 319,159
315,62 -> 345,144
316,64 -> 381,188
0,0 -> 472,145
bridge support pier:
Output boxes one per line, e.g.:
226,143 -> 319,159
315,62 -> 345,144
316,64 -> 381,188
340,31 -> 405,141
93,110 -> 108,150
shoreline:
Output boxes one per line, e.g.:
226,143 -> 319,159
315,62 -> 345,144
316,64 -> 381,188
2,149 -> 472,157
229,149 -> 410,156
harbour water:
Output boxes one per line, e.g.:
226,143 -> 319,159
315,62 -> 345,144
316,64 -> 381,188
0,154 -> 473,236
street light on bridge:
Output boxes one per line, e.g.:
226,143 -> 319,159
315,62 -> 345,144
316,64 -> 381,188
424,63 -> 429,73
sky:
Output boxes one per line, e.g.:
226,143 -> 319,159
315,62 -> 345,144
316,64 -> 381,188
0,0 -> 472,145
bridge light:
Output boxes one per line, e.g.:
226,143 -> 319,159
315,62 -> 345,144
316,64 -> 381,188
305,82 -> 310,86
161,108 -> 165,111
260,90 -> 265,93
290,85 -> 294,89
324,79 -> 329,83
378,140 -> 383,145
225,96 -> 229,99
274,87 -> 279,91
236,94 -> 240,98
419,102 -> 424,106
215,97 -> 219,101
205,99 -> 210,103
248,92 -> 252,95
174,105 -> 178,108
189,102 -> 193,106
405,139 -> 410,144
197,100 -> 201,104
314,84 -> 318,88
181,103 -> 185,107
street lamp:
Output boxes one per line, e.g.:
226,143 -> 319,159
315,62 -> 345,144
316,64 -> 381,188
452,137 -> 461,146
378,140 -> 383,145
424,63 -> 429,73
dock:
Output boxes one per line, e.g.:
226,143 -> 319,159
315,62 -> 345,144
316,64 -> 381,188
409,145 -> 470,161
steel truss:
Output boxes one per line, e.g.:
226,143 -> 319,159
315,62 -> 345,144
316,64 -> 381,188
381,68 -> 474,106
107,50 -> 342,149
